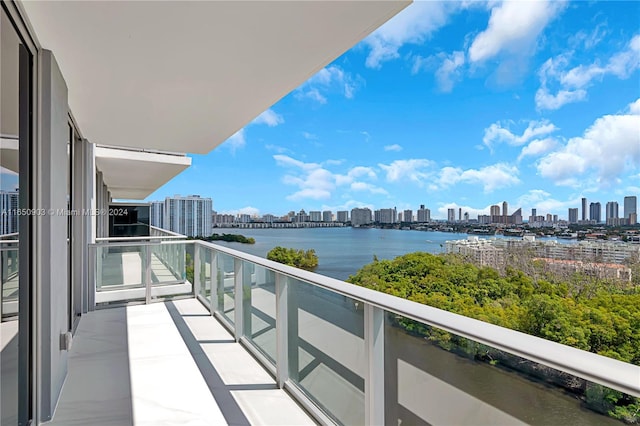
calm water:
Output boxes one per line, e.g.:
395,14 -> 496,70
214,227 -> 571,281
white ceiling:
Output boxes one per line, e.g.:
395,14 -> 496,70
21,1 -> 409,155
95,146 -> 191,200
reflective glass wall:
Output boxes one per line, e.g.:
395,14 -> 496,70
1,4 -> 33,424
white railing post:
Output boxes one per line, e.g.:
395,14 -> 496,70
211,250 -> 217,317
365,303 -> 385,426
145,245 -> 152,304
275,273 -> 289,388
88,245 -> 96,310
233,258 -> 243,342
193,242 -> 201,297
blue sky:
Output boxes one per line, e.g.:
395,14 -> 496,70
148,1 -> 640,220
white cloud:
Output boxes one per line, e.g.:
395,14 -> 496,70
516,190 -> 579,216
221,206 -> 261,217
350,182 -> 388,195
378,159 -> 434,184
251,109 -> 284,127
434,51 -> 465,92
223,129 -> 246,152
223,108 -> 283,152
483,119 -> 557,149
274,155 -> 380,201
264,144 -> 292,154
518,138 -> 558,161
384,144 -> 403,152
363,2 -> 458,68
437,163 -> 521,193
536,34 -> 640,110
302,132 -> 318,140
468,1 -> 564,63
537,98 -> 640,186
296,65 -> 363,104
436,202 -> 492,221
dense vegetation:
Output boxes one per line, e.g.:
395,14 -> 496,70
348,252 -> 640,423
267,246 -> 318,271
189,233 -> 255,244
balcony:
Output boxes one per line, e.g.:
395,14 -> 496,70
46,238 -> 640,425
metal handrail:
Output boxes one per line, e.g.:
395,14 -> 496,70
149,225 -> 187,237
95,235 -> 185,242
194,240 -> 640,398
87,237 -> 640,398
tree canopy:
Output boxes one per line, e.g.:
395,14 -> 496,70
347,252 -> 640,423
267,246 -> 318,271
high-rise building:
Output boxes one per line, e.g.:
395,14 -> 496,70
309,211 -> 321,222
337,211 -> 349,223
458,208 -> 462,221
350,207 -> 372,226
417,205 -> 431,222
322,210 -> 332,222
164,195 -> 212,237
0,190 -> 19,235
447,208 -> 456,222
376,208 -> 396,224
490,204 -> 500,223
150,200 -> 164,228
568,208 -> 578,224
581,197 -> 587,222
624,196 -> 637,224
502,201 -> 508,224
589,202 -> 601,223
606,201 -> 619,225
403,209 -> 413,223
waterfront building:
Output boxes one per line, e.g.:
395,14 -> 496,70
309,210 -> 322,222
502,201 -> 508,224
447,208 -> 456,223
403,209 -> 413,223
624,196 -> 637,224
376,208 -> 396,224
295,209 -> 310,223
490,204 -> 501,224
322,210 -> 333,222
350,207 -> 372,226
417,205 -> 431,222
262,214 -> 276,223
568,208 -> 578,224
581,197 -> 588,222
590,202 -> 601,223
336,210 -> 349,223
165,195 -> 212,237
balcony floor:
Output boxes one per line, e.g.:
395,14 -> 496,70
46,298 -> 315,426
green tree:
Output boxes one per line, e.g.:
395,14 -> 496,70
267,246 -> 318,271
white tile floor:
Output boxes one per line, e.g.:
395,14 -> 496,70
46,298 -> 314,426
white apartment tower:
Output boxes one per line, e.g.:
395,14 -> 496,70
165,195 -> 212,237
0,190 -> 19,235
350,207 -> 372,226
150,200 -> 164,228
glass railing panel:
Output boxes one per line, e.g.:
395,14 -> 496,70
215,252 -> 235,324
1,245 -> 19,320
95,244 -> 146,304
242,262 -> 276,364
197,245 -> 212,303
384,312 -> 630,425
287,277 -> 365,425
149,242 -> 191,301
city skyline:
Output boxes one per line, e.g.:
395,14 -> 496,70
142,2 -> 639,219
145,192 -> 637,226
